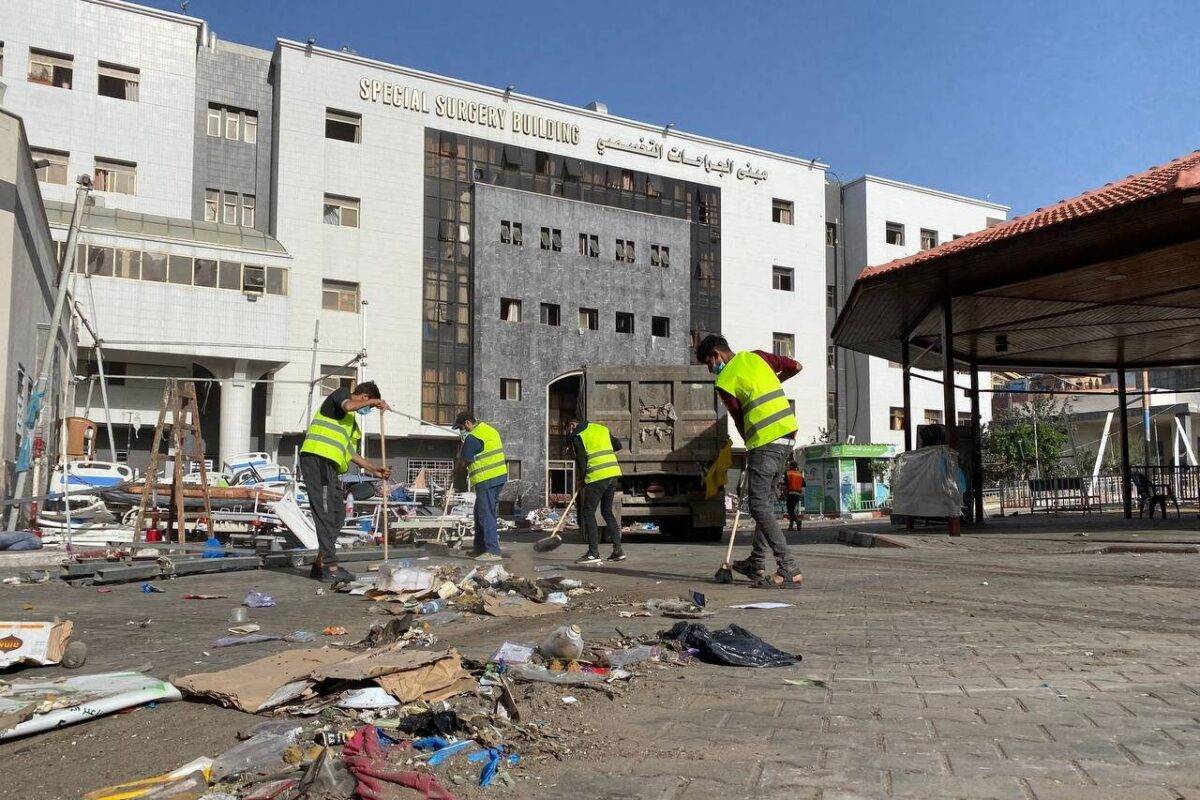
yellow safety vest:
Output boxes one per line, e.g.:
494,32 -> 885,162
300,407 -> 362,474
715,351 -> 798,450
467,422 -> 508,487
578,422 -> 622,484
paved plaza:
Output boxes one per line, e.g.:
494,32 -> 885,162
2,516 -> 1200,799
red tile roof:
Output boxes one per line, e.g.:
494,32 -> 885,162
859,149 -> 1200,280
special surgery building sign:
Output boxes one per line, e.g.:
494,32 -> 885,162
358,78 -> 581,145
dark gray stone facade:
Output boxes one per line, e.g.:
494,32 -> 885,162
191,40 -> 273,233
472,183 -> 691,503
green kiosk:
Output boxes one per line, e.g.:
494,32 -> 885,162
801,443 -> 896,517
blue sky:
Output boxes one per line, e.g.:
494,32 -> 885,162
156,0 -> 1200,215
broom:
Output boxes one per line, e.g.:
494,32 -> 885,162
714,473 -> 747,584
533,491 -> 577,553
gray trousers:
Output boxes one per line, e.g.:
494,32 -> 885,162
744,442 -> 797,575
300,453 -> 345,565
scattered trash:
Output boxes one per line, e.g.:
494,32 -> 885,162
343,726 -> 458,800
534,564 -> 566,573
127,618 -> 152,628
481,594 -> 563,618
490,642 -> 535,665
81,757 -> 212,800
662,622 -> 799,668
96,587 -> 112,594
184,594 -> 228,600
0,671 -> 181,741
0,620 -> 73,668
546,591 -> 569,604
419,598 -> 445,615
729,601 -> 792,610
243,589 -> 276,608
561,695 -> 578,704
202,534 -> 225,559
539,624 -> 584,660
322,626 -> 348,636
783,677 -> 827,688
644,598 -> 714,619
283,630 -> 317,643
229,607 -> 250,624
228,623 -> 261,635
420,611 -> 463,627
214,633 -> 280,648
139,582 -> 164,594
375,563 -> 435,593
211,730 -> 297,782
315,587 -> 326,596
597,644 -> 659,668
337,686 -> 400,709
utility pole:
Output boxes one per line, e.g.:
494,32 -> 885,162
7,175 -> 92,529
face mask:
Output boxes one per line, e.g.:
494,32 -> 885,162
712,359 -> 726,375
356,407 -> 373,416
458,429 -> 468,440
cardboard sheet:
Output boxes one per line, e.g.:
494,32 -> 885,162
375,650 -> 474,703
481,594 -> 562,618
0,620 -> 73,668
174,647 -> 348,712
310,648 -> 446,682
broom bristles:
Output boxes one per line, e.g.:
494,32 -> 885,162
532,535 -> 563,553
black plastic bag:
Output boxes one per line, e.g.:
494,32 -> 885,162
662,621 -> 799,668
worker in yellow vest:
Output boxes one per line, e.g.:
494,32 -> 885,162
299,380 -> 392,583
566,414 -> 625,565
696,334 -> 803,589
453,411 -> 508,561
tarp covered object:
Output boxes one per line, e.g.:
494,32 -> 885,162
890,445 -> 963,518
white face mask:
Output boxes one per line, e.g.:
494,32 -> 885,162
458,429 -> 468,440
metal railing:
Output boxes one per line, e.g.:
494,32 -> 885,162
993,465 -> 1200,513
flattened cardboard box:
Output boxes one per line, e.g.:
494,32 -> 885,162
0,620 -> 72,668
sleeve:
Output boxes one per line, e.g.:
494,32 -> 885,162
753,350 -> 801,382
459,434 -> 482,464
572,434 -> 588,477
319,386 -> 350,418
611,435 -> 624,453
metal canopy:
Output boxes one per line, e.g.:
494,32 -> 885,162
833,150 -> 1200,371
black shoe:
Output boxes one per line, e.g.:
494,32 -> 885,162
309,562 -> 325,580
325,565 -> 356,584
608,550 -> 627,562
575,553 -> 602,565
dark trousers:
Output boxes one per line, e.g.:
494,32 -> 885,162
786,492 -> 803,529
299,454 -> 345,565
580,477 -> 620,555
745,443 -> 797,575
473,482 -> 503,554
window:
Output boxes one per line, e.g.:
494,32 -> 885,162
512,222 -> 523,246
772,198 -> 793,224
920,228 -> 938,250
500,378 -> 521,401
86,246 -> 114,277
114,248 -> 139,279
540,227 -> 550,250
772,265 -> 794,292
540,302 -> 560,326
325,108 -> 361,143
500,297 -> 522,322
93,158 -> 136,194
772,332 -> 795,359
168,255 -> 192,284
825,222 -> 838,246
323,194 -> 359,227
242,265 -> 265,294
142,252 -> 167,282
265,266 -> 288,295
193,258 -> 217,288
97,62 -> 139,101
579,307 -> 598,331
827,392 -> 837,421
615,312 -> 634,334
650,244 -> 670,267
652,316 -> 670,337
28,49 -> 72,89
322,279 -> 360,312
0,42 -> 4,76
578,233 -> 599,257
501,220 -> 511,244
957,412 -> 972,425
242,195 -> 255,227
540,227 -> 562,251
826,285 -> 836,307
207,104 -> 257,143
506,460 -> 522,480
219,261 -> 241,290
204,189 -> 219,222
31,148 -> 68,185
890,407 -> 905,431
320,364 -> 356,396
222,192 -> 237,225
615,239 -> 635,263
885,222 -> 904,245
923,409 -> 943,425
827,346 -> 835,368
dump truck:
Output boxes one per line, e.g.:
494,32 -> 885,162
582,364 -> 728,541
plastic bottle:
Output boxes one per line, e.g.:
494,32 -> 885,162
420,610 -> 463,627
210,732 -> 294,781
539,624 -> 584,660
598,644 -> 659,668
418,599 -> 444,615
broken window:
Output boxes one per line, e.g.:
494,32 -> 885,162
219,261 -> 241,290
114,249 -> 140,279
321,365 -> 356,396
885,221 -> 904,245
826,222 -> 838,246
141,252 -> 167,282
500,297 -> 522,322
97,62 -> 139,101
94,158 -> 136,194
650,244 -> 670,267
890,407 -> 905,431
551,228 -> 562,251
540,227 -> 550,250
265,266 -> 288,295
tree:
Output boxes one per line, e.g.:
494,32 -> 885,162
981,396 -> 1071,484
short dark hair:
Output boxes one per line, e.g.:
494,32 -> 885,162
453,410 -> 476,429
695,334 -> 729,363
352,381 -> 381,400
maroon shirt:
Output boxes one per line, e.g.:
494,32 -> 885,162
716,350 -> 801,441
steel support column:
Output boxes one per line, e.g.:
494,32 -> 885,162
1117,367 -> 1132,519
941,298 -> 960,535
970,362 -> 984,524
901,337 -> 912,452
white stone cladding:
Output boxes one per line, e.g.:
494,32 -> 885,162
841,176 -> 1010,449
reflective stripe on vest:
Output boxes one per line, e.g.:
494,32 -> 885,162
467,422 -> 508,486
578,422 -> 622,484
714,351 -> 799,450
300,409 -> 361,473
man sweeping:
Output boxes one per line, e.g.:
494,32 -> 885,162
696,334 -> 803,589
565,413 -> 625,565
299,380 -> 392,583
452,411 -> 507,561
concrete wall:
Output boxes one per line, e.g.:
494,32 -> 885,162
0,0 -> 202,216
841,176 -> 1008,449
472,183 -> 691,501
0,109 -> 69,497
192,39 -> 273,233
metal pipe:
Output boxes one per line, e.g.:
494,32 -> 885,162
1117,367 -> 1132,519
901,337 -> 912,452
941,297 -> 960,536
970,362 -> 984,524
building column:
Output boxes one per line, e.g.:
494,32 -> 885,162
941,298 -> 960,535
901,337 -> 912,452
970,362 -> 984,525
1117,367 -> 1132,519
219,359 -> 254,464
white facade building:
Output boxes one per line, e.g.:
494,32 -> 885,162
0,0 -> 1007,499
833,176 -> 1010,449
